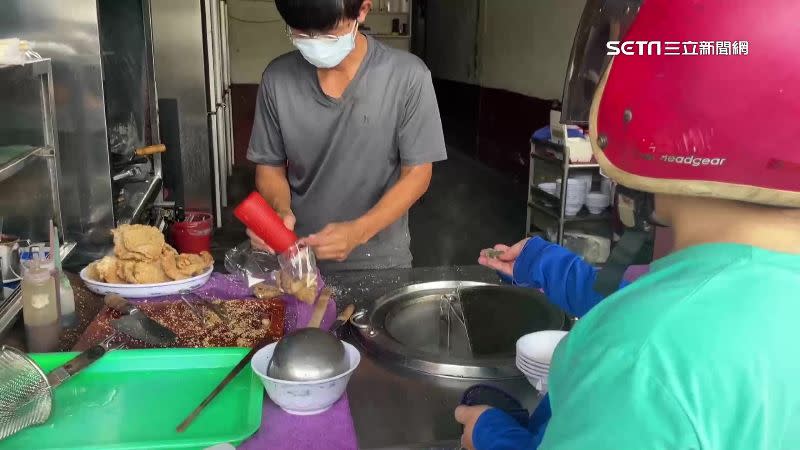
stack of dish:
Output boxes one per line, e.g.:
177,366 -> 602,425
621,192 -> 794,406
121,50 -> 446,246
573,173 -> 593,196
538,182 -> 558,197
515,330 -> 568,393
555,178 -> 587,216
586,192 -> 611,214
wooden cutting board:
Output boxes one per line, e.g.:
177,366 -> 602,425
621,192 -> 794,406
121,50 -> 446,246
73,297 -> 285,351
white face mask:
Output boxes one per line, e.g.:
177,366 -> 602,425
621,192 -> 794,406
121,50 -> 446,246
291,22 -> 358,69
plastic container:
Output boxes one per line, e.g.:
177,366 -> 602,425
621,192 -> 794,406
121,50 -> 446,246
0,348 -> 263,450
170,211 -> 213,254
234,192 -> 318,289
21,260 -> 60,353
59,277 -> 77,327
251,341 -> 361,415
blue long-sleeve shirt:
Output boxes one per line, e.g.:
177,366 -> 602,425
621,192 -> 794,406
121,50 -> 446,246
474,237 -> 632,449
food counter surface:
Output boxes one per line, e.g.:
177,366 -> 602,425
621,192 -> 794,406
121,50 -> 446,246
1,266 -> 541,449
327,266 -> 541,449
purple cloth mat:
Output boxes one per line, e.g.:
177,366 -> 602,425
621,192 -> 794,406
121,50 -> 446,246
176,274 -> 358,450
240,394 -> 358,450
623,264 -> 650,283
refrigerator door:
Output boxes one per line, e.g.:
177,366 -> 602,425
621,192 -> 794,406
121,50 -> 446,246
1,0 -> 115,260
151,0 -> 213,214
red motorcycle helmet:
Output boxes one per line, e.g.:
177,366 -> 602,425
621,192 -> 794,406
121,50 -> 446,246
562,0 -> 800,208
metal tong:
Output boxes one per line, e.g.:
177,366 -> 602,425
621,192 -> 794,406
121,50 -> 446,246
438,284 -> 471,353
179,291 -> 229,328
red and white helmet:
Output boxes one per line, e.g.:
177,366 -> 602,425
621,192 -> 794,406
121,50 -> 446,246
562,0 -> 800,207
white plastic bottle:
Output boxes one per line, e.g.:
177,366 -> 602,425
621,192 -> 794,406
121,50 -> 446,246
59,277 -> 77,327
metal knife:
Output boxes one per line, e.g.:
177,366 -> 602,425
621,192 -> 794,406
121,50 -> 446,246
104,294 -> 177,346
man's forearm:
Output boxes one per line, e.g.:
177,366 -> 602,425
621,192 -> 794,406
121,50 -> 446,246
255,164 -> 292,214
355,163 -> 432,243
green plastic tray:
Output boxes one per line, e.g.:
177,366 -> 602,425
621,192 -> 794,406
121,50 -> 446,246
0,348 -> 263,450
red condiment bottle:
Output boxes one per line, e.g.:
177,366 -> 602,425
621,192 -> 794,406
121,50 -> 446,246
233,192 -> 298,254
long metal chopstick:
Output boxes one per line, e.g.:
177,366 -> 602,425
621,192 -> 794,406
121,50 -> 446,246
176,337 -> 275,433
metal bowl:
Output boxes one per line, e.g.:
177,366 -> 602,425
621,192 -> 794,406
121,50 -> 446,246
267,328 -> 349,382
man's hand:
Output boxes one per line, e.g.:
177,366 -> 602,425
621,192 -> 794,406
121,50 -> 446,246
301,221 -> 366,262
455,405 -> 492,450
247,210 -> 296,254
478,238 -> 530,277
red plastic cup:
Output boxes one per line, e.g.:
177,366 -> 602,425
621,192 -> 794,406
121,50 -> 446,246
170,211 -> 213,254
234,192 -> 298,254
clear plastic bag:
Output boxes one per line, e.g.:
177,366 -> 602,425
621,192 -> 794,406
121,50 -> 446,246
223,240 -> 279,283
225,240 -> 320,304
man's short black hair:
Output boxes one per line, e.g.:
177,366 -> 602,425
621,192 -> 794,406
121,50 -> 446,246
275,0 -> 365,32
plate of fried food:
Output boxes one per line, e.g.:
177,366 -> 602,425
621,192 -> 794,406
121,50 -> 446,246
80,224 -> 215,298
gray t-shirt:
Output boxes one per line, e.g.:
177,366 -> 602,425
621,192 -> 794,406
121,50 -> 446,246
247,35 -> 447,272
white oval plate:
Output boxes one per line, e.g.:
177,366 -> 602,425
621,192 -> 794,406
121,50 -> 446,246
79,266 -> 213,299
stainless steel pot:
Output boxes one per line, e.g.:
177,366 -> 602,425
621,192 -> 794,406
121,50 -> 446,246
349,281 -> 572,379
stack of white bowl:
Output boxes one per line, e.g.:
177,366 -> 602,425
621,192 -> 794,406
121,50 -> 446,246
600,178 -> 613,197
516,330 -> 568,394
586,192 -> 611,214
555,178 -> 587,216
574,173 -> 593,196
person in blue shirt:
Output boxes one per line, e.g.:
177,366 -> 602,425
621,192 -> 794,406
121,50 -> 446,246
456,236 -> 637,449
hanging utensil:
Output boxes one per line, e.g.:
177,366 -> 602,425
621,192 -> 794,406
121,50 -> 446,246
134,144 -> 166,157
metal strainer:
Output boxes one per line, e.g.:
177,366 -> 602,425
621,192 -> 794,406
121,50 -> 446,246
0,335 -> 117,441
0,346 -> 52,440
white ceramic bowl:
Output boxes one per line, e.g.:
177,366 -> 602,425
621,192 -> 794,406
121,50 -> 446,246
586,192 -> 610,214
516,330 -> 569,365
574,174 -> 593,196
79,267 -> 213,298
538,182 -> 557,196
251,341 -> 361,416
556,179 -> 586,198
517,365 -> 548,379
516,356 -> 550,370
557,179 -> 587,216
586,192 -> 610,206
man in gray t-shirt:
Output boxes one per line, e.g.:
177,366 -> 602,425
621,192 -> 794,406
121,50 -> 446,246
247,0 -> 447,272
